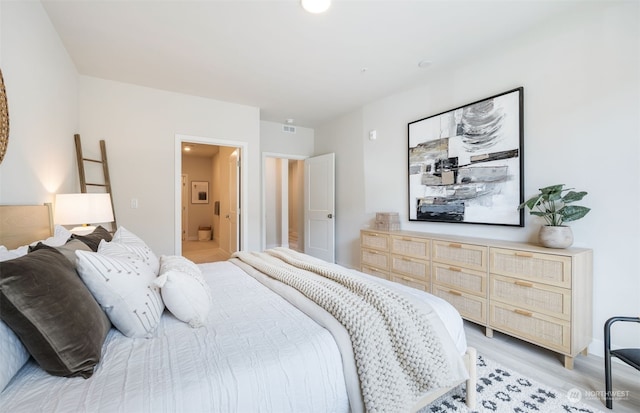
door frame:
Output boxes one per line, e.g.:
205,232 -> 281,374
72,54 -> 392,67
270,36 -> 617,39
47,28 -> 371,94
175,134 -> 248,255
181,174 -> 188,241
261,152 -> 307,251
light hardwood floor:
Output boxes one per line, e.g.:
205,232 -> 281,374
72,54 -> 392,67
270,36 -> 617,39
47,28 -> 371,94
464,321 -> 639,412
182,240 -> 230,263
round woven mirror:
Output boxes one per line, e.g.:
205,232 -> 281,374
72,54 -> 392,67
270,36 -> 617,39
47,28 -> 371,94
0,69 -> 8,164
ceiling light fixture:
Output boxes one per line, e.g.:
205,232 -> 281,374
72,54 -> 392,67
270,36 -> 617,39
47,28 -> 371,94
301,0 -> 331,14
184,146 -> 191,152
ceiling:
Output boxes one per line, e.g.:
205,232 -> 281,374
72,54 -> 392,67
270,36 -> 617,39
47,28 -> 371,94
41,0 -> 582,128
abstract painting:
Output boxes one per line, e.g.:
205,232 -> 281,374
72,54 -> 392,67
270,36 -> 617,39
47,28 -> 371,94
408,87 -> 524,226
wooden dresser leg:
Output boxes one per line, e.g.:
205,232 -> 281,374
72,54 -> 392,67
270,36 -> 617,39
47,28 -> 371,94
564,355 -> 574,370
581,348 -> 588,356
485,327 -> 493,338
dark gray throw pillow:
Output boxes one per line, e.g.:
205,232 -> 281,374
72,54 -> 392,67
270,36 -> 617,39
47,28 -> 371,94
71,225 -> 112,251
29,239 -> 92,266
0,245 -> 111,378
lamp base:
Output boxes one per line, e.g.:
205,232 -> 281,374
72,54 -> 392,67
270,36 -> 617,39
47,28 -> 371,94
70,225 -> 97,236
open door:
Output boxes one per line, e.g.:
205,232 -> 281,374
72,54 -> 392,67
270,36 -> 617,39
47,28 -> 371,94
304,153 -> 335,262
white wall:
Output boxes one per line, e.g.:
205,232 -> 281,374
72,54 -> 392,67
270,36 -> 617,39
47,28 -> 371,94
316,1 -> 639,353
260,120 -> 314,156
0,1 -> 78,204
78,76 -> 260,255
265,157 -> 283,249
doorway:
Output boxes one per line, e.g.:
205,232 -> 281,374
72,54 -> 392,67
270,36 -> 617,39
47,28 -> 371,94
263,152 -> 335,261
263,154 -> 305,252
175,135 -> 246,262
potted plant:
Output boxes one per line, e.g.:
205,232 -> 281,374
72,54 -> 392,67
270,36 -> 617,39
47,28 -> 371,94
518,184 -> 590,248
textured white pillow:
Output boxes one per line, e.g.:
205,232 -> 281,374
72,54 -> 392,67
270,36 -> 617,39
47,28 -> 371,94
75,248 -> 164,338
111,226 -> 159,275
0,252 -> 30,392
153,255 -> 211,328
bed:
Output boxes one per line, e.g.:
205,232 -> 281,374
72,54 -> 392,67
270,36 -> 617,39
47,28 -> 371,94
0,204 -> 476,413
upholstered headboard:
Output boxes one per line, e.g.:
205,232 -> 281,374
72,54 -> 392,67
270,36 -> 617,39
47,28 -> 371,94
0,204 -> 53,249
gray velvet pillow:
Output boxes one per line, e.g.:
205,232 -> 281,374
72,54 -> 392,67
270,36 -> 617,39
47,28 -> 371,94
0,245 -> 111,378
71,225 -> 112,251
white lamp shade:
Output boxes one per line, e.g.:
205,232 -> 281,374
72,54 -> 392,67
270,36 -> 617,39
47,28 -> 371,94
301,0 -> 331,14
54,193 -> 114,226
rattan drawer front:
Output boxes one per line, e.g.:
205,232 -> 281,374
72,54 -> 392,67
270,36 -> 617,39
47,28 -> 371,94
361,265 -> 389,280
432,262 -> 487,297
432,284 -> 487,324
390,255 -> 429,281
391,236 -> 430,260
361,248 -> 389,271
490,274 -> 571,320
432,240 -> 487,271
490,302 -> 570,353
490,248 -> 572,288
391,275 -> 429,292
361,231 -> 390,251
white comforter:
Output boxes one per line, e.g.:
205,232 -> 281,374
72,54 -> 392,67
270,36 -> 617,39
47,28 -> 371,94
0,261 -> 466,413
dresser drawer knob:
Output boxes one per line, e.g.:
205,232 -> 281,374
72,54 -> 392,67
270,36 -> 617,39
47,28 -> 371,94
448,290 -> 463,296
449,243 -> 463,248
514,309 -> 533,317
448,266 -> 462,272
515,280 -> 534,288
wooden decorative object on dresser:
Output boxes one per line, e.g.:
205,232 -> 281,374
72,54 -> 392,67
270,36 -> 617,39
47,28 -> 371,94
360,229 -> 593,369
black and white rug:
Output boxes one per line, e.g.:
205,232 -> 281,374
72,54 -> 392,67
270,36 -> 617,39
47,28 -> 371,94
424,354 -> 605,413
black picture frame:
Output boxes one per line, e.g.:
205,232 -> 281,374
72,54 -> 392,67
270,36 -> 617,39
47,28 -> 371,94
408,87 -> 524,226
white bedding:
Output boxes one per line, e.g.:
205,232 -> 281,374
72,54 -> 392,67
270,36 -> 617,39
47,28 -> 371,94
0,260 -> 466,413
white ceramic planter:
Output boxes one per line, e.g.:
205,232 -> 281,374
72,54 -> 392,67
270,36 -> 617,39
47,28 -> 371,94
539,225 -> 573,249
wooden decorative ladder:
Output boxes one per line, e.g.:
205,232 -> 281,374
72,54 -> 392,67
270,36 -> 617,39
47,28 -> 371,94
74,133 -> 117,229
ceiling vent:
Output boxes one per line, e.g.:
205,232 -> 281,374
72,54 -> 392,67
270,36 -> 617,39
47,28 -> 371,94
283,125 -> 296,133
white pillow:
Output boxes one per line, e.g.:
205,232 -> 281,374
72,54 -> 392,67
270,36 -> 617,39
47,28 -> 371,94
0,320 -> 30,391
153,255 -> 211,328
111,226 -> 160,275
0,246 -> 20,261
0,252 -> 30,392
7,225 -> 72,257
75,248 -> 164,338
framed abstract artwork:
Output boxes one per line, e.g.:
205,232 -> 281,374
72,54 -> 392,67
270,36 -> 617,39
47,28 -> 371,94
408,87 -> 524,226
191,181 -> 209,204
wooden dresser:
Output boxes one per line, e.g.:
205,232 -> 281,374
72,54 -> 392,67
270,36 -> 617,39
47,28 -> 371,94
360,229 -> 593,369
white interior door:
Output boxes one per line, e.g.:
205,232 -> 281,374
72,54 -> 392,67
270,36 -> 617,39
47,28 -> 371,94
304,153 -> 335,262
228,149 -> 240,253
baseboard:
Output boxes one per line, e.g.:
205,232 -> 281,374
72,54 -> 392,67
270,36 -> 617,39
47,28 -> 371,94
589,339 -> 604,358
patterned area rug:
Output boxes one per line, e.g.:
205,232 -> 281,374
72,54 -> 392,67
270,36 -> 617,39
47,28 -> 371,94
424,354 -> 605,413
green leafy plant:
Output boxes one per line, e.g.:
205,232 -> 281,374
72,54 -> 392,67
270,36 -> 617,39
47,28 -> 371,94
518,184 -> 590,226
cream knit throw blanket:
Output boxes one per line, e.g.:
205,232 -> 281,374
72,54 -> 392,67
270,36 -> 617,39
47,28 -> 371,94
232,248 -> 452,413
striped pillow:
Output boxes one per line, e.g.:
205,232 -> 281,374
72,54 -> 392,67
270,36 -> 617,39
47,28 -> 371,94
75,247 -> 164,338
110,227 -> 159,275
